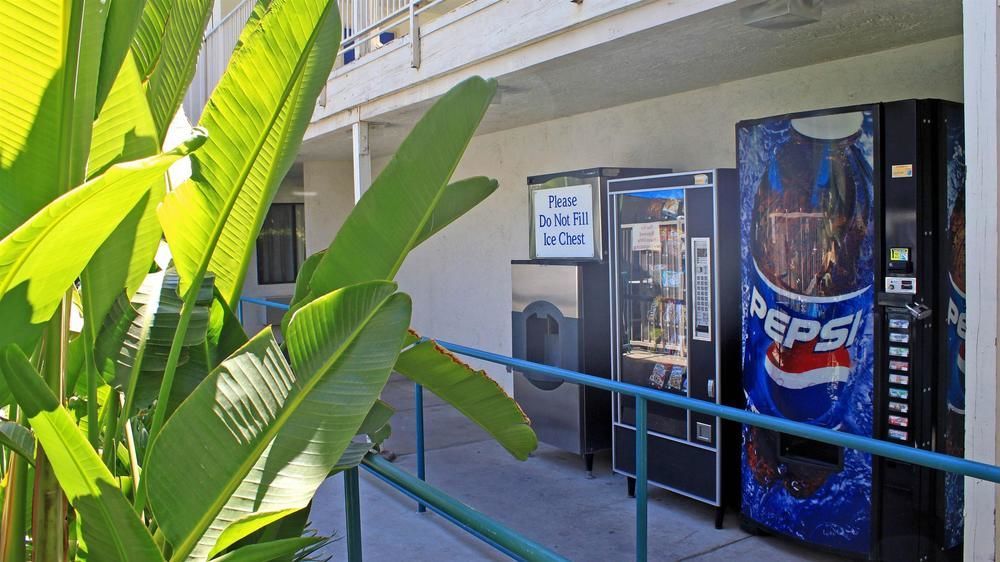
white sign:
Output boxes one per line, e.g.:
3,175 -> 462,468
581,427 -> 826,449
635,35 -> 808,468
532,184 -> 596,259
631,223 -> 661,253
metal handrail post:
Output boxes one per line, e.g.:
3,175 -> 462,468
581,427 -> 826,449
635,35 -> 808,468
415,382 -> 427,512
345,467 -> 363,562
635,397 -> 648,562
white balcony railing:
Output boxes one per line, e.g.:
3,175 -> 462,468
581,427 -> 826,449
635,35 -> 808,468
183,0 -> 468,123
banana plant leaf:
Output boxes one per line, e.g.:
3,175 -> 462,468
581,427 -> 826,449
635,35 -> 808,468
291,175 -> 498,303
160,0 -> 342,306
95,269 -> 214,418
0,346 -> 163,562
146,281 -> 410,561
209,537 -> 324,562
0,421 -> 35,465
94,0 -> 146,113
395,331 -> 536,460
131,0 -> 215,140
0,1 -> 112,238
331,399 -> 394,473
291,77 -> 497,311
0,133 -> 205,351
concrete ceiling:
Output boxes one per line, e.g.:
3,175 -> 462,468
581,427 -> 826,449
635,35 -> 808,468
298,0 -> 963,161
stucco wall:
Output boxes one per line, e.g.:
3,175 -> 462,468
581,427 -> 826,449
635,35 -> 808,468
294,35 -> 963,391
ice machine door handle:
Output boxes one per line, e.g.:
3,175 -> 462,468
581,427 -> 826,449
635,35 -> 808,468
905,302 -> 932,320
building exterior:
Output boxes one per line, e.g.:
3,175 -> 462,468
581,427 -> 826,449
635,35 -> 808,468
187,0 -> 1000,559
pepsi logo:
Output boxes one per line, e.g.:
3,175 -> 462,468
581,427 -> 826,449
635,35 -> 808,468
764,340 -> 852,390
749,286 -> 863,351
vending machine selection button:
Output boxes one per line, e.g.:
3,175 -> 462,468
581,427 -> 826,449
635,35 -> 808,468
889,388 -> 909,400
889,346 -> 909,358
889,360 -> 909,372
889,374 -> 909,385
888,429 -> 909,441
888,332 -> 910,343
889,318 -> 910,330
888,401 -> 909,414
889,415 -> 909,428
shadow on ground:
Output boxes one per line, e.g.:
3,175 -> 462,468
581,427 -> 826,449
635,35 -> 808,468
308,378 -> 841,561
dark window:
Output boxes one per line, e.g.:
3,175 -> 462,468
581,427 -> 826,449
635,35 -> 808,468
256,203 -> 306,285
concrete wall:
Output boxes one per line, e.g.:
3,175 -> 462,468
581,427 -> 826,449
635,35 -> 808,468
296,35 -> 963,391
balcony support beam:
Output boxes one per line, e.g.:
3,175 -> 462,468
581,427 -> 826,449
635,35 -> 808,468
409,1 -> 421,69
351,120 -> 372,203
962,0 -> 1000,559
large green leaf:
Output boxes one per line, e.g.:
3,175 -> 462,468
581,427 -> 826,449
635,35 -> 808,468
0,133 -> 204,351
0,420 -> 35,465
294,77 -> 496,308
0,1 -> 112,238
160,0 -> 341,307
290,175 -> 498,305
331,399 -> 394,472
209,537 -> 323,562
86,53 -> 164,318
131,0 -> 215,139
0,346 -> 163,561
146,281 -> 410,561
96,269 -> 214,418
395,332 -> 536,460
83,50 -> 167,445
95,0 -> 147,114
413,176 -> 499,246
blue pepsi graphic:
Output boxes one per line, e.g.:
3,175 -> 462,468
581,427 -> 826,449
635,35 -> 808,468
739,109 -> 875,555
942,104 -> 966,550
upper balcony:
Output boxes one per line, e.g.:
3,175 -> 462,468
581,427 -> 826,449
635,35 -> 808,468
183,0 -> 473,123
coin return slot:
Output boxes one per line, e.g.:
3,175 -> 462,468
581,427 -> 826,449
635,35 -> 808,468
695,422 -> 712,443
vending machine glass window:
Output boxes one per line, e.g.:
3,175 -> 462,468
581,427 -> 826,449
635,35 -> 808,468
617,190 -> 689,438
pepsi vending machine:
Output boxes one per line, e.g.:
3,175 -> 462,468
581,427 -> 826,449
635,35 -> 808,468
738,100 -> 965,560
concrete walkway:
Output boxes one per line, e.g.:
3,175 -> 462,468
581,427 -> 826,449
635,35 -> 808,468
309,379 -> 840,561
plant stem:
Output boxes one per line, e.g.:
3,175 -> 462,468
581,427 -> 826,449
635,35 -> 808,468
32,302 -> 69,562
0,408 -> 28,562
101,390 -> 120,470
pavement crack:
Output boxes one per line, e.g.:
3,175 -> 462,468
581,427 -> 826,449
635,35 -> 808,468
676,535 -> 752,561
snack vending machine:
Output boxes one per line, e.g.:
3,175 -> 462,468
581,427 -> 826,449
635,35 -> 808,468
738,100 -> 965,560
512,167 -> 668,474
607,170 -> 741,525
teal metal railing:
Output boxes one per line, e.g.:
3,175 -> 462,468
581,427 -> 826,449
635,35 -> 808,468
238,297 -> 1000,562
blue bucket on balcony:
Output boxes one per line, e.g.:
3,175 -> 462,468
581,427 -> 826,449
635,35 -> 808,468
343,27 -> 355,64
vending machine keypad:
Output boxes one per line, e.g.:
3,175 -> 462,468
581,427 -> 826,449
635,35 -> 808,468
885,310 -> 912,442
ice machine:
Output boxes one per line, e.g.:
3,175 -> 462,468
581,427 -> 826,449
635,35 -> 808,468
512,167 -> 669,474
